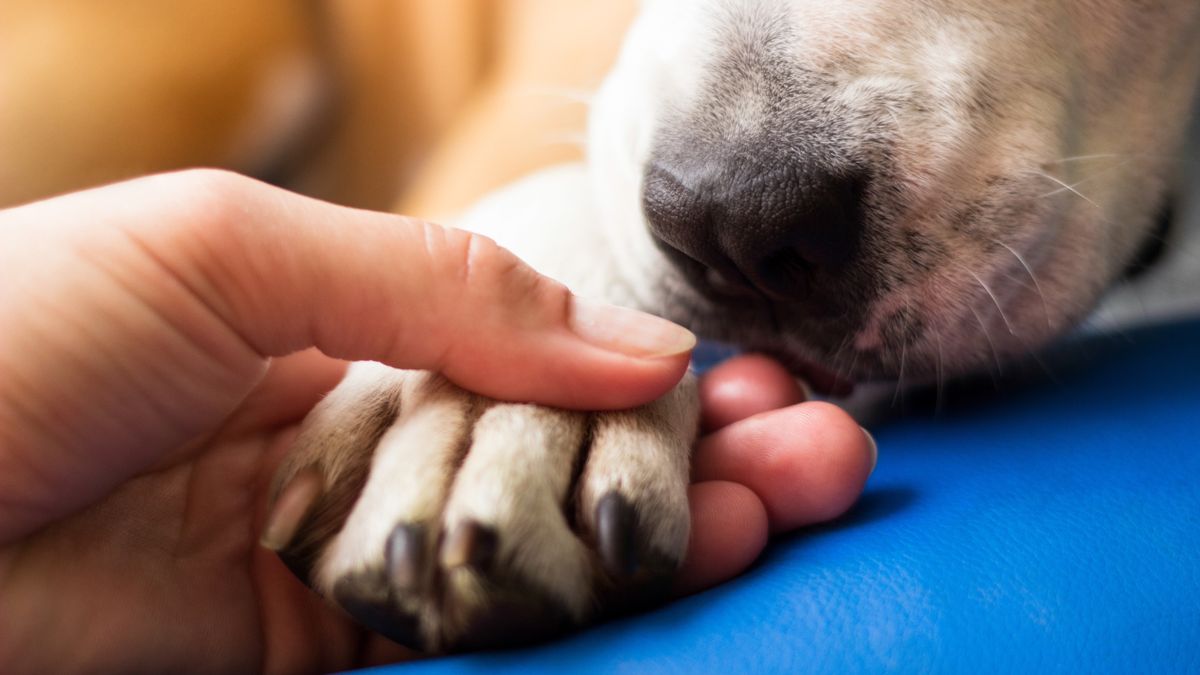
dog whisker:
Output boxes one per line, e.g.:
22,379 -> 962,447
933,328 -> 946,416
968,303 -> 1004,379
993,239 -> 1052,331
844,341 -> 862,384
1027,350 -> 1063,387
1139,229 -> 1200,268
1044,152 -> 1133,164
965,269 -> 1017,336
1045,152 -> 1197,167
1027,170 -> 1103,208
826,332 -> 855,385
1038,160 -> 1133,200
890,299 -> 912,409
890,338 -> 908,409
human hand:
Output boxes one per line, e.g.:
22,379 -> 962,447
0,170 -> 873,673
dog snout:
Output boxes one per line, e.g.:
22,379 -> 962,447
642,154 -> 866,301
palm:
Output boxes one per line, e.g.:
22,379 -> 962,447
0,352 -> 398,673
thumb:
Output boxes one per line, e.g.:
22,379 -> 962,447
142,170 -> 695,408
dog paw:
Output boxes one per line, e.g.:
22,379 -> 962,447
265,362 -> 698,652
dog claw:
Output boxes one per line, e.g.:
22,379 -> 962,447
261,468 -> 324,551
440,520 -> 498,572
386,523 -> 428,591
596,492 -> 638,578
333,571 -> 423,650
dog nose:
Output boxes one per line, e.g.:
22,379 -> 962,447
642,157 -> 866,299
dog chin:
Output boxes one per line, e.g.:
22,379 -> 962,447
674,290 -> 1022,393
655,291 -> 865,394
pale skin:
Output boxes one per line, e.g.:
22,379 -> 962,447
0,169 -> 875,674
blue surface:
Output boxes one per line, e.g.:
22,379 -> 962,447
359,319 -> 1200,674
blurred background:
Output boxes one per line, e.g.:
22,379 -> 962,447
0,0 -> 636,219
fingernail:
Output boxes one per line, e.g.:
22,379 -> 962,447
569,296 -> 696,358
861,426 -> 878,475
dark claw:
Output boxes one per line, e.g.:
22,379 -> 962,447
261,468 -> 324,552
386,523 -> 427,591
599,542 -> 682,616
596,492 -> 638,578
439,520 -> 498,573
333,571 -> 424,650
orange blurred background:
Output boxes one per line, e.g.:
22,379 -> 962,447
0,1 -> 636,218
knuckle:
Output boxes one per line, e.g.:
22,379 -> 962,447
159,167 -> 251,205
457,229 -> 517,285
443,226 -> 549,301
151,168 -> 257,237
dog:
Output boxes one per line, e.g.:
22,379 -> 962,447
264,0 -> 1200,652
